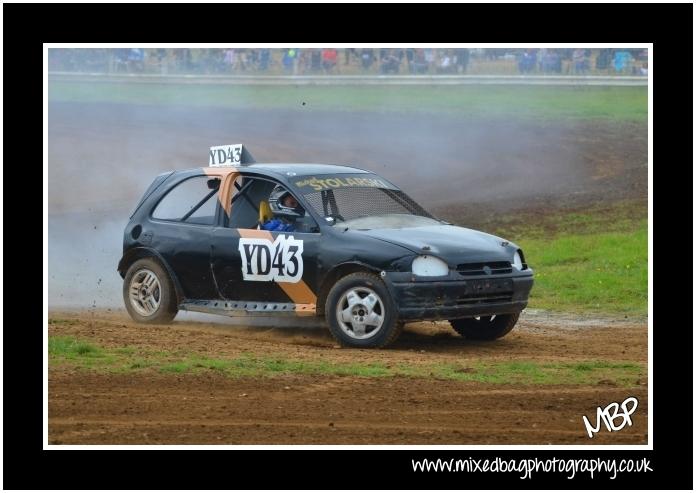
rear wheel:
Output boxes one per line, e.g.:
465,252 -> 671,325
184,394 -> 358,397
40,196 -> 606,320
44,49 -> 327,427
325,272 -> 402,348
449,313 -> 520,341
123,258 -> 178,324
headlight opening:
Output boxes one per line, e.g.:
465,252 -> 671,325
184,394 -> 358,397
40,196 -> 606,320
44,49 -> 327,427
412,255 -> 449,276
513,249 -> 527,270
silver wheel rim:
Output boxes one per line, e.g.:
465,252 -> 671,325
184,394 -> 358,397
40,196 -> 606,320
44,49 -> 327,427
129,269 -> 161,316
336,287 -> 385,340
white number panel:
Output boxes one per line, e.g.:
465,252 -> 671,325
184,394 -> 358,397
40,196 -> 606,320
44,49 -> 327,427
238,235 -> 304,283
209,144 -> 243,167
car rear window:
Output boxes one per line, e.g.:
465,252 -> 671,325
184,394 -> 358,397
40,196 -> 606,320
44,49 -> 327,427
151,175 -> 220,225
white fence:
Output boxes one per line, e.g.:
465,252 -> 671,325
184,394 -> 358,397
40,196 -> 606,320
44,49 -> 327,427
48,72 -> 648,87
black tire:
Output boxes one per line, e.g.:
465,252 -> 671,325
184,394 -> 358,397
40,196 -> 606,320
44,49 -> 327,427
123,258 -> 178,324
449,313 -> 520,341
325,272 -> 402,348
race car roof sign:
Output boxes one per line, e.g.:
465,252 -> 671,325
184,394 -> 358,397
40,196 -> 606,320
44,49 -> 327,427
209,144 -> 256,167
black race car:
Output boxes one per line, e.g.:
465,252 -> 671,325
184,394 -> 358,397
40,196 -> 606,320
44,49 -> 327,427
118,145 -> 533,348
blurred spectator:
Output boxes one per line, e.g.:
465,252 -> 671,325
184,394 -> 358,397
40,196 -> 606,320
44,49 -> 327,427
322,48 -> 338,73
628,48 -> 648,62
310,49 -> 322,72
612,51 -> 632,73
205,49 -> 225,73
152,48 -> 168,74
113,48 -> 130,72
551,52 -> 562,73
395,49 -> 404,67
518,50 -> 536,73
282,49 -> 297,73
223,48 -> 237,72
258,49 -> 271,71
455,49 -> 470,73
484,49 -> 497,60
572,49 -> 588,74
540,50 -> 562,73
48,47 -> 647,77
296,50 -> 309,73
247,49 -> 258,69
127,48 -> 144,72
344,48 -> 356,65
238,49 -> 250,71
560,49 -> 574,63
380,49 -> 400,74
405,49 -> 415,73
180,49 -> 193,72
436,51 -> 456,74
537,48 -> 547,71
595,49 -> 613,71
424,48 -> 435,69
412,49 -> 428,74
361,48 -> 375,70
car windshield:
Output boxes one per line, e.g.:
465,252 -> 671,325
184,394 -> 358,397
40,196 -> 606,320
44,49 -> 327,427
293,173 -> 441,230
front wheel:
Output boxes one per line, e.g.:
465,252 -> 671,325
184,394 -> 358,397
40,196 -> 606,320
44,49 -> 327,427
325,272 -> 402,348
449,313 -> 520,341
123,258 -> 179,324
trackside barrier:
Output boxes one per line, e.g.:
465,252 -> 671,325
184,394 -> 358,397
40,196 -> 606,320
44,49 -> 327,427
48,72 -> 648,86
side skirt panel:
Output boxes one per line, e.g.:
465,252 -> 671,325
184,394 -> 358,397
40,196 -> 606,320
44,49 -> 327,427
180,299 -> 316,317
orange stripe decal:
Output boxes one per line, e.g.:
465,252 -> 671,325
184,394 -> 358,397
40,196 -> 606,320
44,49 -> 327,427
238,229 -> 273,239
202,167 -> 239,217
278,281 -> 318,305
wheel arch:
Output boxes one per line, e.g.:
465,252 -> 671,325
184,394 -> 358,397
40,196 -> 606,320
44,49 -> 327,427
118,247 -> 186,302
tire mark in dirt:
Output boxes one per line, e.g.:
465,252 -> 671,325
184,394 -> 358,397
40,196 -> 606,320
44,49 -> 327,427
49,370 -> 648,445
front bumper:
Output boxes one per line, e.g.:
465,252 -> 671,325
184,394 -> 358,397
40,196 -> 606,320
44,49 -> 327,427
384,270 -> 534,321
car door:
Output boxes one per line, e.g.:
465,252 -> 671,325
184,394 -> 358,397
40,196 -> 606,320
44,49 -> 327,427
149,174 -> 221,300
210,175 -> 321,310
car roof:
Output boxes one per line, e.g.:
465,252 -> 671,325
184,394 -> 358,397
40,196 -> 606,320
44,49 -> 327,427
180,163 -> 373,178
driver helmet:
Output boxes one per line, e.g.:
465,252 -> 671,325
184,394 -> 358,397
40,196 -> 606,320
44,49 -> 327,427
268,185 -> 304,219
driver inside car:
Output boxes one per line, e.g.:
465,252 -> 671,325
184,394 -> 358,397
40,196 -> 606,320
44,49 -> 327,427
260,185 -> 305,232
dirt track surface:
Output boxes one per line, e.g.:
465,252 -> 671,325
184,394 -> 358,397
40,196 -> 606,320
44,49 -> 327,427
49,310 -> 648,445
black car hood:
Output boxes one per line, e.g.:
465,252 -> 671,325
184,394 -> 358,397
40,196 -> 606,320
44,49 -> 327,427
357,225 -> 513,265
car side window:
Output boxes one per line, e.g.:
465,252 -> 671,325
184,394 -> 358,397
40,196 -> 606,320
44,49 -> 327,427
152,176 -> 220,225
228,178 -> 276,229
228,177 -> 319,233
